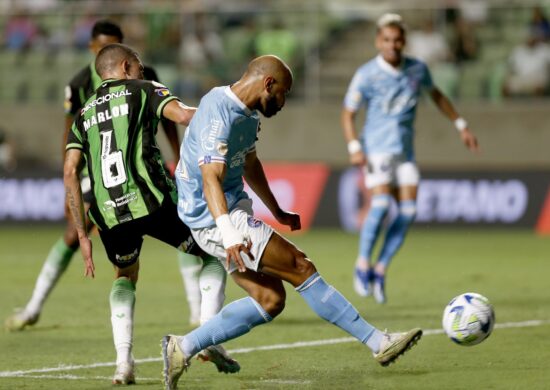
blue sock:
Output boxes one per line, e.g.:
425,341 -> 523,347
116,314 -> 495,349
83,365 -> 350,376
296,272 -> 383,351
377,200 -> 416,268
180,297 -> 272,357
358,194 -> 391,261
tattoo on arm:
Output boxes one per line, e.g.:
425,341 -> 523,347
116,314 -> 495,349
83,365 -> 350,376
65,185 -> 85,234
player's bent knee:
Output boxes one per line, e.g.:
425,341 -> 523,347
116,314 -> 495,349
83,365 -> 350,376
253,288 -> 286,318
293,250 -> 317,280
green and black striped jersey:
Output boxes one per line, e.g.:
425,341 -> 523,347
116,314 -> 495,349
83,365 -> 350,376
66,78 -> 179,230
64,62 -> 160,116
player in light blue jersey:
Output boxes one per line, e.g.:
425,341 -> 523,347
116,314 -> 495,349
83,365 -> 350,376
342,14 -> 479,304
176,85 -> 259,230
163,55 -> 422,389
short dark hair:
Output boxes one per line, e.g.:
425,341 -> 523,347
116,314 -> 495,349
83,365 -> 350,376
95,43 -> 139,78
91,20 -> 124,41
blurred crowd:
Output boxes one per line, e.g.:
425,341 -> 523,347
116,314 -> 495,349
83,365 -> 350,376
2,1 -> 550,102
406,4 -> 550,99
0,1 -> 304,100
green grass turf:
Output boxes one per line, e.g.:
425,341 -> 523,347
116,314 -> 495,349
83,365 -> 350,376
1,226 -> 549,389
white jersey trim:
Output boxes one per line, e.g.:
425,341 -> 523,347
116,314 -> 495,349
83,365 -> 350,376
198,156 -> 226,166
224,86 -> 252,116
376,55 -> 404,76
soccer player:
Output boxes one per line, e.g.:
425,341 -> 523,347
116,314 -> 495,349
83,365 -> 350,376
64,43 -> 238,384
161,54 -> 422,389
341,14 -> 479,304
5,20 -> 207,332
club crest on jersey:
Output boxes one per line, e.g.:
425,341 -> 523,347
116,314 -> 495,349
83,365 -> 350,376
216,142 -> 228,156
247,216 -> 262,228
155,88 -> 170,97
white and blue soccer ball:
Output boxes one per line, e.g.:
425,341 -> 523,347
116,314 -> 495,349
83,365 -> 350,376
442,292 -> 495,346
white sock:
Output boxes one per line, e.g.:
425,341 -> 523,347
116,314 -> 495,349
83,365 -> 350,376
25,238 -> 74,316
177,252 -> 203,324
199,256 -> 227,324
110,278 -> 135,365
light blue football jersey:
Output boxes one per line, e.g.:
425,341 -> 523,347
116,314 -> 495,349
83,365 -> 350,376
176,86 -> 260,228
343,55 -> 434,160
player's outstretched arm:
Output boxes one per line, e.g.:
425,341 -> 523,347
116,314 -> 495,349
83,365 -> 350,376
201,162 -> 252,272
243,151 -> 300,231
162,100 -> 197,127
63,149 -> 95,278
160,118 -> 180,167
430,87 -> 480,153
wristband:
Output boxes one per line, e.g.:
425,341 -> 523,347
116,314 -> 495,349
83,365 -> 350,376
454,117 -> 468,132
215,214 -> 244,249
347,139 -> 362,154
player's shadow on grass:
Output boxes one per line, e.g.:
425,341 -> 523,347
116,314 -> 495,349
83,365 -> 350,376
372,368 -> 430,377
6,324 -> 65,333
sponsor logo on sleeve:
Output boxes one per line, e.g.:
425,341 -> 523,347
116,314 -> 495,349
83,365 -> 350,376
155,88 -> 170,97
201,120 -> 222,151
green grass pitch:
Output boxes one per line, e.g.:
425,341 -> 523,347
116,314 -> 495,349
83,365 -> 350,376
1,226 -> 550,389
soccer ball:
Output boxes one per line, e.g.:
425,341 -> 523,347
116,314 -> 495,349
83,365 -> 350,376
442,292 -> 495,346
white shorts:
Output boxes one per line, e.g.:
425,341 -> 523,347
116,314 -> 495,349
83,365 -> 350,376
191,199 -> 274,274
365,154 -> 420,189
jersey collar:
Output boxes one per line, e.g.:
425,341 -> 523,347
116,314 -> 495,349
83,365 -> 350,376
224,86 -> 252,116
99,78 -> 117,87
376,55 -> 404,76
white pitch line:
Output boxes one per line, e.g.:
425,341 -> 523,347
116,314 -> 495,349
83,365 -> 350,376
1,319 -> 548,379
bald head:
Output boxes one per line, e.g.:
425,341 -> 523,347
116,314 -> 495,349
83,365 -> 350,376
244,55 -> 293,89
233,55 -> 293,118
95,43 -> 142,80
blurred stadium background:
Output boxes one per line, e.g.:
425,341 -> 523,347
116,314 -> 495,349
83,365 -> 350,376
2,1 -> 550,388
1,0 -> 550,231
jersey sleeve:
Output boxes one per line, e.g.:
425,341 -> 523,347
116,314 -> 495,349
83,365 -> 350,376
64,82 -> 81,116
197,104 -> 230,167
420,62 -> 434,91
66,120 -> 84,151
142,80 -> 180,119
343,70 -> 366,112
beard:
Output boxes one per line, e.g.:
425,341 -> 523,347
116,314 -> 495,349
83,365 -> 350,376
261,95 -> 281,117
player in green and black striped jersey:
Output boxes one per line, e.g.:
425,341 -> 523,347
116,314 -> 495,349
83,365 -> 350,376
64,23 -> 178,157
68,78 -> 180,229
5,20 -> 206,339
65,44 -> 238,384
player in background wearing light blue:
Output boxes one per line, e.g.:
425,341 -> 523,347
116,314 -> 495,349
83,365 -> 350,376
161,55 -> 422,389
342,14 -> 479,304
